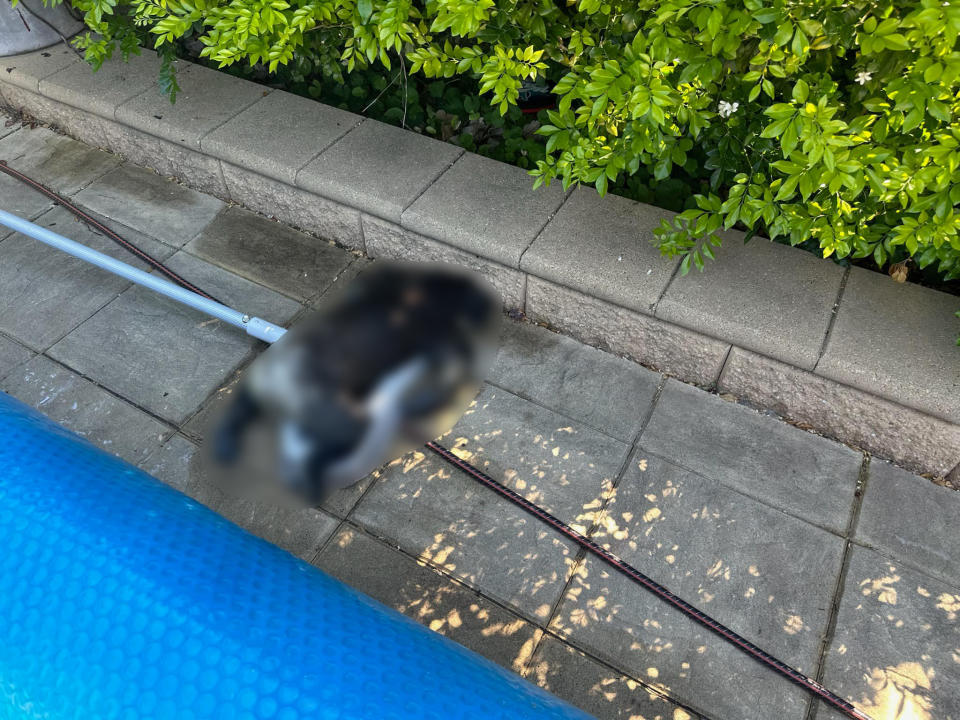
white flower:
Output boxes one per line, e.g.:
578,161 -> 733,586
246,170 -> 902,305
718,100 -> 739,118
855,71 -> 873,85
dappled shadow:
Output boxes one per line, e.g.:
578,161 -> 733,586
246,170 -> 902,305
820,551 -> 959,720
530,636 -> 697,720
547,453 -> 846,719
317,526 -> 542,676
346,384 -> 638,621
441,385 -> 628,533
351,436 -> 580,621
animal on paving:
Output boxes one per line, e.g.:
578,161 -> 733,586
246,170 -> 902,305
208,260 -> 501,505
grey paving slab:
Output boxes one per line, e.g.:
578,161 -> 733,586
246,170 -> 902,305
526,276 -> 731,387
819,546 -> 959,720
73,163 -> 225,247
657,233 -> 844,369
296,119 -> 462,223
446,385 -> 628,531
184,205 -> 353,300
39,49 -> 161,120
552,554 -> 812,720
0,143 -> 56,220
204,91 -> 361,185
213,494 -> 340,562
489,320 -> 662,442
403,152 -> 567,268
1,45 -> 81,92
818,267 -> 960,424
0,205 -> 174,350
94,118 -> 231,198
362,215 -> 527,310
48,285 -> 256,424
138,434 -> 199,494
351,447 -> 579,622
0,334 -> 32,382
718,347 -> 960,479
1,354 -> 169,464
115,61 -> 267,150
856,460 -> 960,586
529,636 -> 701,720
641,379 -> 862,532
162,250 -> 303,325
221,161 -> 364,249
0,112 -> 19,139
316,525 -> 541,673
551,454 -> 845,720
0,124 -> 121,195
309,256 -> 370,310
522,187 -> 680,314
164,441 -> 340,560
178,360 -> 255,439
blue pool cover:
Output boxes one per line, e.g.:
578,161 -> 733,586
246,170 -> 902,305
0,392 -> 592,719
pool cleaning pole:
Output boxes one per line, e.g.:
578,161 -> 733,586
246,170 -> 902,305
0,209 -> 287,344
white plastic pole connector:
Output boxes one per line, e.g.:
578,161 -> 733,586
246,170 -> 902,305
0,209 -> 288,344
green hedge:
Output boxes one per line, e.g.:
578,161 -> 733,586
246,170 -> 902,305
48,0 -> 960,330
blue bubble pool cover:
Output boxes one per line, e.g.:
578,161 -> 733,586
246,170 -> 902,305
0,392 -> 592,720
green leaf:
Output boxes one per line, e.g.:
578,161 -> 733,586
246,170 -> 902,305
754,8 -> 778,23
792,79 -> 808,104
883,34 -> 909,51
707,8 -> 722,38
358,0 -> 373,22
924,64 -> 942,83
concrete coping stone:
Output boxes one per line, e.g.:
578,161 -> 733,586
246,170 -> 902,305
1,45 -> 958,479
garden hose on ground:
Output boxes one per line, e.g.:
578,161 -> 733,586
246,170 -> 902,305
0,160 -> 222,304
0,160 -> 872,720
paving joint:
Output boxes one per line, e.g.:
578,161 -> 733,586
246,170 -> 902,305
802,453 -> 870,720
636,444 -> 853,539
651,246 -> 686,315
813,265 -> 851,372
843,536 -> 960,593
37,350 -> 181,438
323,512 -> 710,718
483,377 -> 641,445
195,87 -> 273,152
527,376 -> 667,697
713,344 -> 734,391
517,189 -> 572,270
397,147 -> 465,221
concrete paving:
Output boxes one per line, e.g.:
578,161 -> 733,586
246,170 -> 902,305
817,266 -> 960,424
0,115 -> 957,720
296,119 -> 463,223
403,151 -> 568,268
521,186 -> 681,314
203,91 -> 361,186
656,231 -> 846,370
114,61 -> 267,151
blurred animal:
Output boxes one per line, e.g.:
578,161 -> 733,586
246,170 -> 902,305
209,261 -> 500,505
